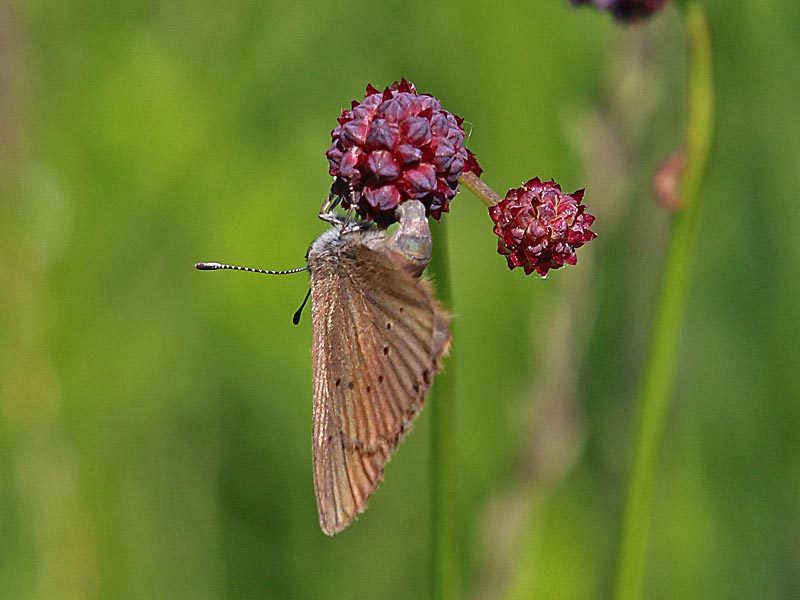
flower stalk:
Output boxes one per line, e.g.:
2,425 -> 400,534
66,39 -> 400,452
428,221 -> 458,600
613,3 -> 714,599
459,171 -> 502,207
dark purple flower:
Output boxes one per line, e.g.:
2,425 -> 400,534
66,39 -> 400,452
327,79 -> 482,225
488,178 -> 597,277
571,0 -> 668,22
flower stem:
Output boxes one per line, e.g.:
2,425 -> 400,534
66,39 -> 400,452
428,220 -> 458,600
459,171 -> 502,206
613,4 -> 714,600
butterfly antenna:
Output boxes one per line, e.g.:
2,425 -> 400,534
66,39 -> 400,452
292,287 -> 312,325
195,262 -> 308,275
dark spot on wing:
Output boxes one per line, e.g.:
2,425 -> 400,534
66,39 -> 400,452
383,346 -> 390,355
335,378 -> 341,387
378,375 -> 384,383
422,368 -> 432,385
386,322 -> 392,330
366,385 -> 371,393
348,381 -> 354,390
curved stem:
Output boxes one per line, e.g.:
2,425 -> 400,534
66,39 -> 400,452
429,221 -> 458,600
459,171 -> 502,206
613,4 -> 714,600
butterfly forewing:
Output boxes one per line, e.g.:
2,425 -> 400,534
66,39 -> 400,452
309,229 -> 450,535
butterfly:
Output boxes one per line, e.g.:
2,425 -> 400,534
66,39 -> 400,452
197,200 -> 450,535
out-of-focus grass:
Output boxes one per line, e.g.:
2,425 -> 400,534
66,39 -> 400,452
1,1 -> 798,599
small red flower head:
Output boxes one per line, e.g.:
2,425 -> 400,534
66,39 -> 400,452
489,178 -> 597,277
571,0 -> 667,22
653,151 -> 685,212
326,79 -> 482,225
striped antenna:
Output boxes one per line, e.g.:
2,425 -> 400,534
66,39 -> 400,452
195,262 -> 308,275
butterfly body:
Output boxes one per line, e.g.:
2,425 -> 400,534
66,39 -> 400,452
307,201 -> 450,535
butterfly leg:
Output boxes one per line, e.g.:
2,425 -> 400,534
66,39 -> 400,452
387,200 -> 433,277
320,192 -> 342,216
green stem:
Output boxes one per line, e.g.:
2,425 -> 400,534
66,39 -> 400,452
613,4 -> 714,600
429,220 -> 458,600
459,171 -> 502,206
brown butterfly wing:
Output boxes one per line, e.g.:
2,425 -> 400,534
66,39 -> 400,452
309,231 -> 450,535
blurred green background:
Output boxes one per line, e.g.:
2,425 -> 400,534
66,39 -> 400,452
1,1 -> 798,598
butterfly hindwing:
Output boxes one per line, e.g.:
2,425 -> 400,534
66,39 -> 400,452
309,230 -> 450,535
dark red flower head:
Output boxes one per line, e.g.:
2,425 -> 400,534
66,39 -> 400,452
489,178 -> 597,277
571,0 -> 667,22
326,79 -> 482,225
